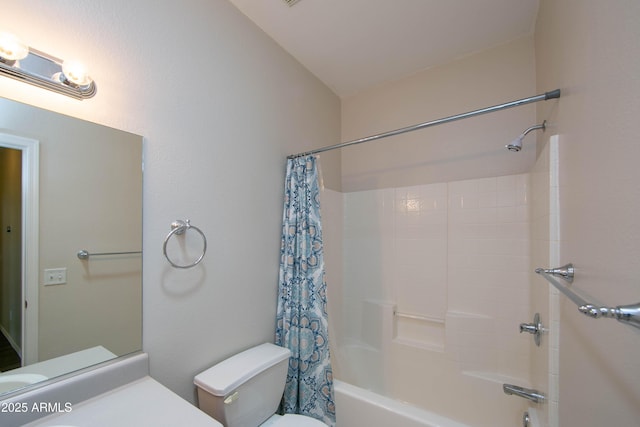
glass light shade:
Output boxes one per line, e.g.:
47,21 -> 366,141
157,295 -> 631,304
61,60 -> 93,87
0,32 -> 29,61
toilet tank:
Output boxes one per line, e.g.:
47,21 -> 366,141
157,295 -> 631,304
194,343 -> 291,427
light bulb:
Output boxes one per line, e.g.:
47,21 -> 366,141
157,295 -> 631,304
0,32 -> 29,61
61,60 -> 93,87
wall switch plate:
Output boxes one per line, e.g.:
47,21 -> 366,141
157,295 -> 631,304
44,268 -> 67,285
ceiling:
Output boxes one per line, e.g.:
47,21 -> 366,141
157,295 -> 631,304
227,0 -> 540,98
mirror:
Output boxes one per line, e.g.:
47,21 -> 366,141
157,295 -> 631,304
0,97 -> 142,396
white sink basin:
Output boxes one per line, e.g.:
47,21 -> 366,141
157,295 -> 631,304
0,373 -> 48,393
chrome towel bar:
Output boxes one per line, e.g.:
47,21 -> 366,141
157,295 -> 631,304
536,263 -> 574,283
535,264 -> 640,330
77,249 -> 142,260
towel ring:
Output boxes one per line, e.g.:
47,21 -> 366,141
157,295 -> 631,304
163,219 -> 207,269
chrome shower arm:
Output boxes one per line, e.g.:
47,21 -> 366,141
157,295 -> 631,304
506,120 -> 547,152
521,120 -> 546,137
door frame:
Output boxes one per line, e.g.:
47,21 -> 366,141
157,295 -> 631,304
0,131 -> 39,365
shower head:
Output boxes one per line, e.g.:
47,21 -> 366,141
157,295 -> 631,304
506,120 -> 546,152
506,135 -> 525,152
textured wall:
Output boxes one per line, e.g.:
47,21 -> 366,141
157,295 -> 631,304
0,0 -> 340,402
536,1 -> 640,425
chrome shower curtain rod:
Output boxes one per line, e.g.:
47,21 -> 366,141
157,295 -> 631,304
287,89 -> 561,159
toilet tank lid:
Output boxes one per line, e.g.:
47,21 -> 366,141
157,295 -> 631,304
194,343 -> 291,396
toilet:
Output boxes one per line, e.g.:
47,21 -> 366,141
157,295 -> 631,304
194,343 -> 328,427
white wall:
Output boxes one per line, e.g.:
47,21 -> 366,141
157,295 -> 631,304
341,36 -> 537,192
535,1 -> 640,425
0,0 -> 340,402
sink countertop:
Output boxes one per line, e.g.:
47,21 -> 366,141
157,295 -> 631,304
23,376 -> 222,427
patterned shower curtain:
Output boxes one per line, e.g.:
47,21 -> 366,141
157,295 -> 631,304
275,155 -> 336,426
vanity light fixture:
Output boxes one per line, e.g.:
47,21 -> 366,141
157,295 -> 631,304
0,31 -> 96,100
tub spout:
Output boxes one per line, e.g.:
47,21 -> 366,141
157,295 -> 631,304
503,384 -> 546,404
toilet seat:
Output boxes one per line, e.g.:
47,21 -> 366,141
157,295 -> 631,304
262,414 -> 327,426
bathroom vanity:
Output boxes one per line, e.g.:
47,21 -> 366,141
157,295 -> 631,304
22,377 -> 221,426
0,352 -> 221,427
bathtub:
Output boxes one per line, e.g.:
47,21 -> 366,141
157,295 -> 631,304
334,380 -> 470,427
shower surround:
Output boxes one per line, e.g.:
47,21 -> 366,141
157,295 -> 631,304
323,173 -> 533,427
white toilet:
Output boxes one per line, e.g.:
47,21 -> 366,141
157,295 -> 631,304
194,343 -> 328,427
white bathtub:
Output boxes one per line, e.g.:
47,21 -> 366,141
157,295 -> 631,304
334,380 -> 471,427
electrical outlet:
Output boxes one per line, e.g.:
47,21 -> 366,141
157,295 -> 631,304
44,268 -> 67,285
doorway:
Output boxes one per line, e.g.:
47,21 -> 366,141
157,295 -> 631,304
0,133 -> 39,367
0,146 -> 22,371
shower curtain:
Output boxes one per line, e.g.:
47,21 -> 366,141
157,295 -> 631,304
275,155 -> 336,426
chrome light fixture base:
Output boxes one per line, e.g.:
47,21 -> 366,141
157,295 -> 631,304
0,47 -> 96,100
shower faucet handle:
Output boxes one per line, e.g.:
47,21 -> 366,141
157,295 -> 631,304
519,313 -> 543,346
519,323 -> 539,334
